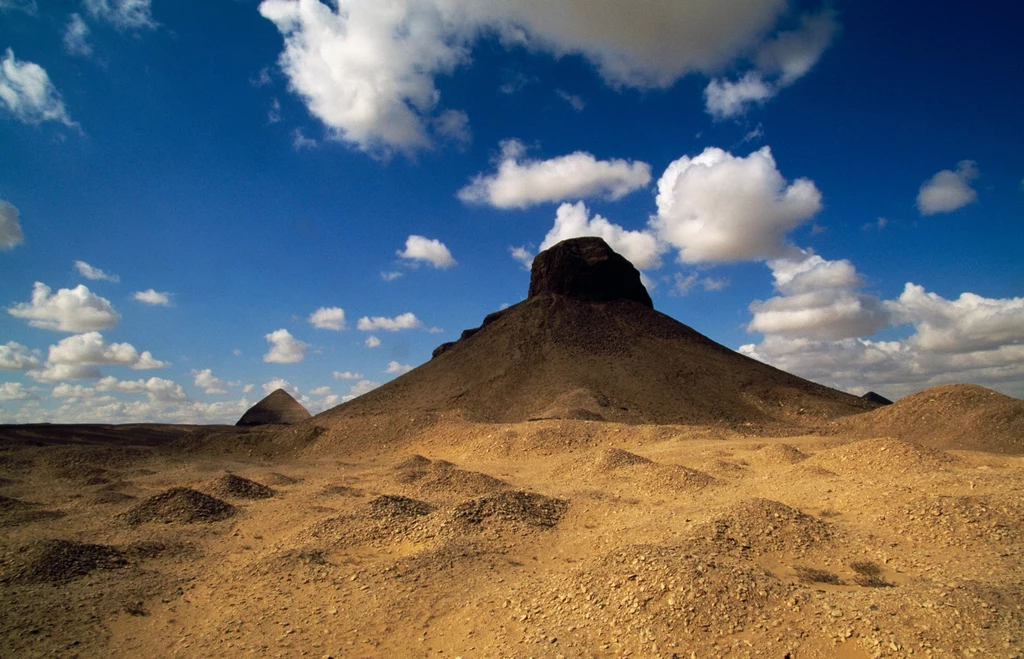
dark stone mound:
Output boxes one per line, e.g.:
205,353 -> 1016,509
528,236 -> 653,308
366,494 -> 435,521
451,491 -> 569,529
8,539 -> 127,583
120,487 -> 236,525
862,391 -> 894,405
236,389 -> 311,426
211,474 -> 275,500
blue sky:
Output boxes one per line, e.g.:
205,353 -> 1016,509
1,0 -> 1022,423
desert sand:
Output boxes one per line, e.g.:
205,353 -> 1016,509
2,238 -> 1022,658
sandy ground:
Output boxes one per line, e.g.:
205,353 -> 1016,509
1,420 -> 1022,658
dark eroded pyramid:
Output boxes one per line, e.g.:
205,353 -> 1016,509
236,389 -> 311,427
316,237 -> 877,430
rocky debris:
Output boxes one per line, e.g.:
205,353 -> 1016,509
6,539 -> 127,583
687,498 -> 834,556
120,488 -> 236,525
0,495 -> 65,527
749,443 -> 809,465
831,383 -> 1024,454
89,490 -> 136,505
366,494 -> 435,521
592,448 -> 654,471
862,391 -> 894,405
518,544 -> 788,656
806,437 -> 956,476
265,472 -> 301,485
391,455 -> 510,499
210,474 -> 275,500
236,389 -> 311,427
449,490 -> 568,529
528,237 -> 653,307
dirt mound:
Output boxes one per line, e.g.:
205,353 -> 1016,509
572,448 -> 718,493
520,544 -> 786,655
366,494 -> 435,520
592,448 -> 654,471
390,456 -> 510,499
0,495 -> 65,526
210,474 -> 275,499
748,443 -> 809,465
805,437 -> 956,476
303,495 -> 438,548
120,488 -> 236,525
448,490 -> 568,530
687,498 -> 834,556
89,490 -> 136,505
236,389 -> 311,427
6,539 -> 127,583
312,239 -> 877,450
830,384 -> 1024,454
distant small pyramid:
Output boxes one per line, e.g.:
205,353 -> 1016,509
236,389 -> 311,427
861,391 -> 893,406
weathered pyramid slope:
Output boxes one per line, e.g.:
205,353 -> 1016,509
315,238 -> 877,435
829,384 -> 1024,454
236,389 -> 311,427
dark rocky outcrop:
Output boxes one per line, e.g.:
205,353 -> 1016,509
236,389 -> 311,427
528,237 -> 653,308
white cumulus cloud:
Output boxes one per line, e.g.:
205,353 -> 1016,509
133,289 -> 172,306
8,282 -> 121,332
748,252 -> 890,340
258,0 -> 471,156
384,360 -> 413,375
96,375 -> 187,403
886,283 -> 1024,354
263,329 -> 308,364
364,336 -> 381,348
0,381 -> 36,402
917,160 -> 979,215
650,146 -> 822,263
704,73 -> 775,120
258,0 -> 791,155
46,331 -> 167,370
741,279 -> 1024,399
0,200 -> 24,250
191,368 -> 230,395
704,10 -> 839,119
341,379 -> 380,402
357,313 -> 422,332
333,370 -> 364,380
262,377 -> 299,397
458,139 -> 651,209
75,261 -> 120,283
0,48 -> 77,127
539,201 -> 665,270
309,306 -> 346,330
0,341 -> 41,370
397,235 -> 457,269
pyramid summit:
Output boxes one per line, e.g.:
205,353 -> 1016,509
315,237 -> 877,437
528,236 -> 653,307
236,389 -> 311,427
